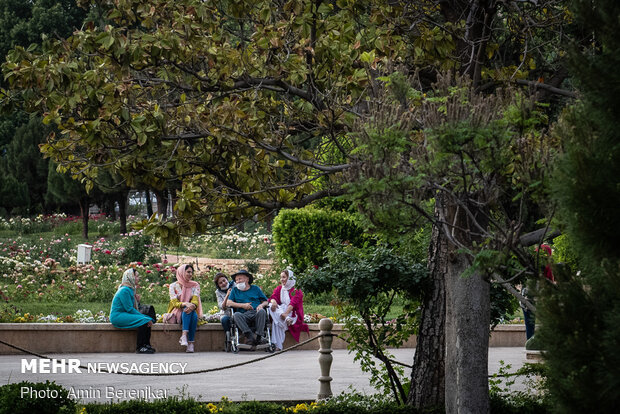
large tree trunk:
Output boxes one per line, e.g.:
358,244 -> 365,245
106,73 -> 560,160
440,0 -> 496,88
145,189 -> 153,217
118,191 -> 128,235
444,251 -> 490,413
408,209 -> 447,408
442,197 -> 490,414
153,188 -> 168,219
79,196 -> 89,240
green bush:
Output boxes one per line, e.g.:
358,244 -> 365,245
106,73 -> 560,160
0,381 -> 75,414
550,234 -> 580,273
121,232 -> 152,263
83,397 -> 211,413
272,208 -> 367,271
537,263 -> 620,413
82,394 -> 431,413
300,244 -> 427,404
489,392 -> 550,414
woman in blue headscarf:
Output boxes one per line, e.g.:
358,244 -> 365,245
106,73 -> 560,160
110,268 -> 156,354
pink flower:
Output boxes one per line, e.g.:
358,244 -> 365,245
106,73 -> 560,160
104,250 -> 111,254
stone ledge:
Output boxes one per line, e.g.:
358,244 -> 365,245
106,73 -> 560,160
525,350 -> 544,361
0,323 -> 525,354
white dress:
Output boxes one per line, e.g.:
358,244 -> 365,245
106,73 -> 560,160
268,284 -> 298,350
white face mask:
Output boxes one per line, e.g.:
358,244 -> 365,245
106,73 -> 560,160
236,282 -> 247,291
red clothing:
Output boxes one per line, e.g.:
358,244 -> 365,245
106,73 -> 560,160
270,285 -> 309,342
537,244 -> 555,282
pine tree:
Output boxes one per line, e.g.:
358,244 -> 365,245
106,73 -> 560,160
46,162 -> 90,239
539,1 -> 620,412
1,117 -> 51,213
0,0 -> 87,215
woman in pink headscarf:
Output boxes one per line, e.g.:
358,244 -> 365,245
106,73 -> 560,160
165,264 -> 203,352
268,269 -> 309,350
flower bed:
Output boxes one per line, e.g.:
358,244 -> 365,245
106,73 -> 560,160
0,219 -> 276,311
4,306 -> 332,324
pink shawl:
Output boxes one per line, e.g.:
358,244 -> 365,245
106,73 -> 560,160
172,264 -> 203,319
270,285 -> 309,342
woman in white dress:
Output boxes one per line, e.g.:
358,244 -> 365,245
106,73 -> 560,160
268,269 -> 309,350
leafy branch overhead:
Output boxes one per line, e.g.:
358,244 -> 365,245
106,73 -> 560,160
1,0 -> 571,245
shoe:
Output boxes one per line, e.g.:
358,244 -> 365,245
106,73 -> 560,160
186,343 -> 194,353
136,346 -> 155,354
179,335 -> 188,346
244,333 -> 256,345
145,344 -> 156,353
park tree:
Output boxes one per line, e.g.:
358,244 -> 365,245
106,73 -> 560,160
95,170 -> 132,233
46,162 -> 92,238
537,0 -> 620,412
1,0 -> 574,411
0,117 -> 52,214
346,73 -> 557,411
0,0 -> 88,214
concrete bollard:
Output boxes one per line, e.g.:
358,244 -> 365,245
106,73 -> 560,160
317,317 -> 334,400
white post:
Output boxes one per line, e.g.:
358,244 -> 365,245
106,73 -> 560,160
317,317 -> 333,400
77,244 -> 92,264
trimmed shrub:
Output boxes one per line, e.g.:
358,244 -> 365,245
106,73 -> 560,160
272,208 -> 367,271
489,392 -> 550,414
0,381 -> 75,414
83,396 -> 432,413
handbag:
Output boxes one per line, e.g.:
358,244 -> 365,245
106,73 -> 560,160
162,311 -> 180,324
138,304 -> 156,322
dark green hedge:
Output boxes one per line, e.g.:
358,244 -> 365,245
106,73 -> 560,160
272,208 -> 367,271
0,381 -> 75,414
2,381 -> 550,414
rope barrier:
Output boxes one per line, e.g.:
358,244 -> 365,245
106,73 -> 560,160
1,331 -> 415,374
0,335 -> 528,378
0,333 -> 332,376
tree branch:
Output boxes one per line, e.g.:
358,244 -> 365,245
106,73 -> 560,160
518,227 -> 561,247
514,79 -> 577,98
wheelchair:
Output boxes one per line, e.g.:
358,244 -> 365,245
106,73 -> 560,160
225,307 -> 276,353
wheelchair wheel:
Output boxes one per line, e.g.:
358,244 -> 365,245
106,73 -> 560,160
232,331 -> 239,353
225,331 -> 231,352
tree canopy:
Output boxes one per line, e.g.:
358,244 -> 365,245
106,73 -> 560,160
0,0 -> 88,215
0,0 -> 577,410
1,0 -> 572,241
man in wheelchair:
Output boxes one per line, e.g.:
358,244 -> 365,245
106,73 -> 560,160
223,269 -> 269,347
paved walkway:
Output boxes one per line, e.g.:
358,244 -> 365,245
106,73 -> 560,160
1,348 -> 530,403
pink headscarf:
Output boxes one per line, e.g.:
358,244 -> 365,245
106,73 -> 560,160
172,264 -> 203,318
